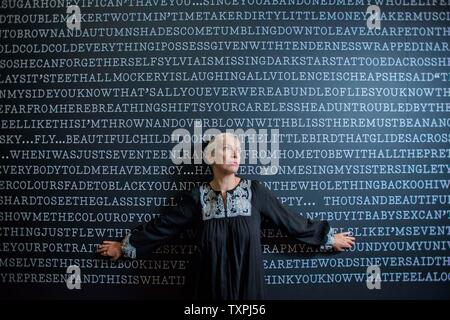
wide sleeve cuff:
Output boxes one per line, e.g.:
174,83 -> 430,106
120,233 -> 137,259
324,228 -> 335,249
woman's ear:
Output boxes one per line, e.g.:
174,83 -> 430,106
203,139 -> 215,165
203,145 -> 215,165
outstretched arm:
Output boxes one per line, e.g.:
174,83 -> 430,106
257,181 -> 355,250
97,188 -> 200,260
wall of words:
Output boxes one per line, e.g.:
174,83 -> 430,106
0,0 -> 449,299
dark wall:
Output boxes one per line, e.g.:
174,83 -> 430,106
0,1 -> 449,299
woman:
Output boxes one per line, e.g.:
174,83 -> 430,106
97,132 -> 355,299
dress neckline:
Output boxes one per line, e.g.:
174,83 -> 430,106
208,177 -> 242,193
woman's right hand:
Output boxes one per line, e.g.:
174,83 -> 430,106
97,241 -> 122,261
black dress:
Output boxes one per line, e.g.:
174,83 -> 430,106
121,178 -> 332,300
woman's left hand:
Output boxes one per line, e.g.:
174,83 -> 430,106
332,232 -> 356,251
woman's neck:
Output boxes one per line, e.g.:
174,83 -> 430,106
210,174 -> 240,193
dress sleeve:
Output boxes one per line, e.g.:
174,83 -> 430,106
120,187 -> 200,259
256,181 -> 331,246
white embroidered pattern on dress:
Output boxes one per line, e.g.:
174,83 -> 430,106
199,179 -> 252,220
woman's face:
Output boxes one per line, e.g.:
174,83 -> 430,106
211,136 -> 241,174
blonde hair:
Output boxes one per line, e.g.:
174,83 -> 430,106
203,132 -> 240,165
